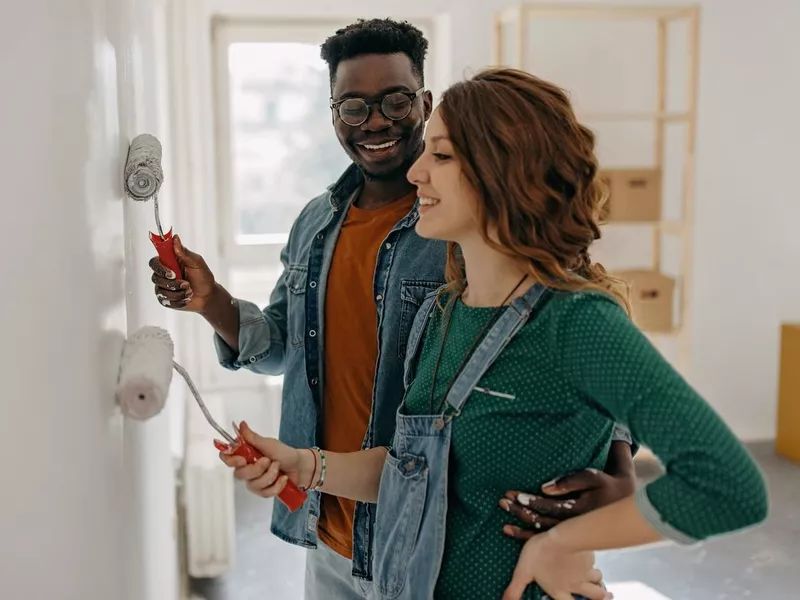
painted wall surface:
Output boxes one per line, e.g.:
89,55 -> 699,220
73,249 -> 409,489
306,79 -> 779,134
0,1 -> 180,599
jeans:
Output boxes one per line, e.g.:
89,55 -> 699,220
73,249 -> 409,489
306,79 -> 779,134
304,541 -> 370,600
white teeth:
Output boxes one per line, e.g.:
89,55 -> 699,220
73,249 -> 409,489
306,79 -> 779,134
361,140 -> 398,150
418,197 -> 440,206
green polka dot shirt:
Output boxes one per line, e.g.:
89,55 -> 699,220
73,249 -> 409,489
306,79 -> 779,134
402,290 -> 768,600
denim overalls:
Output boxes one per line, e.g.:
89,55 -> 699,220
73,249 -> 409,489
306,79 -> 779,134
371,283 -> 591,600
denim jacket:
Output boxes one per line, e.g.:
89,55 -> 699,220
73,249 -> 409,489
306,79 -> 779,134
214,164 -> 449,580
214,164 -> 634,582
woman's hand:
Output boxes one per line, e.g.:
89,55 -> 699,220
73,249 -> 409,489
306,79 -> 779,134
217,421 -> 315,498
502,531 -> 611,600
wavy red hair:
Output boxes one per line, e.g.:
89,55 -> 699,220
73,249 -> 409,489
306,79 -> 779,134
437,67 -> 630,312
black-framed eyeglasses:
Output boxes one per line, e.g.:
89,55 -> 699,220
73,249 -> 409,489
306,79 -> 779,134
330,88 -> 425,127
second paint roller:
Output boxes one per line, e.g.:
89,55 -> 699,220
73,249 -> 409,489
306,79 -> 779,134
117,326 -> 307,513
121,135 -> 308,512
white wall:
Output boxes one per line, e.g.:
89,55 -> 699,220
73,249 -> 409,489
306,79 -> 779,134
117,0 -> 183,595
687,0 -> 800,441
177,0 -> 799,446
0,1 -> 180,599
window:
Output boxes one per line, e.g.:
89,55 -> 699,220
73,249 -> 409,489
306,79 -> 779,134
214,23 -> 351,277
225,40 -> 351,245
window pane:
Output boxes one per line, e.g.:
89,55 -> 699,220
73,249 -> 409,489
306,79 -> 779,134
227,42 -> 351,242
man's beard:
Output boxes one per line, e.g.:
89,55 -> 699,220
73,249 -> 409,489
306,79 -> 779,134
361,164 -> 408,181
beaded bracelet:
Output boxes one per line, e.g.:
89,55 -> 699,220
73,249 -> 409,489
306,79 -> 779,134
309,446 -> 326,491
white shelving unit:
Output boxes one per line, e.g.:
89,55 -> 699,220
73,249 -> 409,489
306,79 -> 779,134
493,3 -> 700,372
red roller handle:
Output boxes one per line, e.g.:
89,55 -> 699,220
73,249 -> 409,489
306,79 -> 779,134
149,228 -> 183,281
214,438 -> 308,512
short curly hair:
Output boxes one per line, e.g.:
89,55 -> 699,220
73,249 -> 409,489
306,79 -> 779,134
320,18 -> 428,86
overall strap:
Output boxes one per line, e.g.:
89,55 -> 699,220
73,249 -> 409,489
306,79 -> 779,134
402,290 -> 441,390
445,283 -> 549,414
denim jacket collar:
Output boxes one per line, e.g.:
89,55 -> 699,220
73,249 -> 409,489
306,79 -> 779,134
327,163 -> 362,209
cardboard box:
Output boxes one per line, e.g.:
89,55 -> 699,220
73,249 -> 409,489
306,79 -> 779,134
599,168 -> 662,222
615,269 -> 675,332
776,324 -> 800,465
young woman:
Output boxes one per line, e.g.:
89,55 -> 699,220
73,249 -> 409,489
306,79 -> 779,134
220,68 -> 769,600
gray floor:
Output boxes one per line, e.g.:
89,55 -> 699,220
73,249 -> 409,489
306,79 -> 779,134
191,443 -> 800,600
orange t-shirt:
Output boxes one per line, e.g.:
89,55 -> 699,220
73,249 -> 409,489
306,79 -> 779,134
317,192 -> 417,558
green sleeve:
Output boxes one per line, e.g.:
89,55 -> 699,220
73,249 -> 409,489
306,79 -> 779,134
553,293 -> 768,543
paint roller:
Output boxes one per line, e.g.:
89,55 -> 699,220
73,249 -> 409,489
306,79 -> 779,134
116,325 -> 308,512
123,133 -> 182,279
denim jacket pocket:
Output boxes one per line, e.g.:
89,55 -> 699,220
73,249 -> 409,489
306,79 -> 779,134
374,450 -> 429,599
285,265 -> 308,349
397,279 -> 444,360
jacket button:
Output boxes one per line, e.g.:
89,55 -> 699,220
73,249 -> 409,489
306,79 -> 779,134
249,356 -> 257,363
311,378 -> 319,386
309,330 -> 317,338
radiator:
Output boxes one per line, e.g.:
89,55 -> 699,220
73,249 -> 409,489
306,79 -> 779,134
182,392 -> 236,579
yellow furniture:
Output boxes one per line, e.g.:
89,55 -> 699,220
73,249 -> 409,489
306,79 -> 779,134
777,324 -> 800,464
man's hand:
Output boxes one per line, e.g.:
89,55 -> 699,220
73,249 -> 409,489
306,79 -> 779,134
149,235 -> 217,312
500,467 -> 637,541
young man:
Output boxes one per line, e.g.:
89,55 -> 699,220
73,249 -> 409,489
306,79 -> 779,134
150,18 -> 637,600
